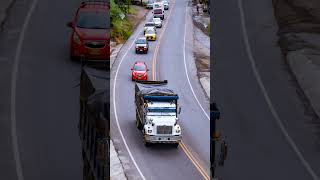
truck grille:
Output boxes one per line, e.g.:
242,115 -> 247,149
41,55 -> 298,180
157,126 -> 172,134
85,41 -> 106,49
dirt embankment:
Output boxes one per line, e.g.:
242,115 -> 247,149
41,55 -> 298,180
127,5 -> 148,31
272,0 -> 320,118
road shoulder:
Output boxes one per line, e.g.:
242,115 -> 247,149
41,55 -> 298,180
110,5 -> 149,180
0,0 -> 14,30
273,1 -> 320,118
192,3 -> 210,99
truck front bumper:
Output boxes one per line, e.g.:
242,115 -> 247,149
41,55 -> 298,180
144,134 -> 181,144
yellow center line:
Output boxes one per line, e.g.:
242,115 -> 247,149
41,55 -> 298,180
180,141 -> 210,180
150,1 -> 209,180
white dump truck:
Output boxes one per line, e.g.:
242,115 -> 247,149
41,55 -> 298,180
135,80 -> 182,147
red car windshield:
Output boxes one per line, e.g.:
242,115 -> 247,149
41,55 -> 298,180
134,64 -> 146,71
76,11 -> 109,29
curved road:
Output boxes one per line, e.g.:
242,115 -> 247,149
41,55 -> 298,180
111,0 -> 210,179
212,0 -> 320,179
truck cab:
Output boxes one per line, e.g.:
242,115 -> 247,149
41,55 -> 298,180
143,101 -> 181,145
135,81 -> 182,147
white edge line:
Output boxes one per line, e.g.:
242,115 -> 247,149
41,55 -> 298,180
237,0 -> 319,180
112,15 -> 151,180
183,3 -> 210,121
112,3 -> 177,179
10,0 -> 38,180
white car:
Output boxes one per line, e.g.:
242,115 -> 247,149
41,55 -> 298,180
153,18 -> 162,28
163,0 -> 169,10
144,22 -> 156,34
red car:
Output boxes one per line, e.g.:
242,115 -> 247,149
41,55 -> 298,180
131,61 -> 149,81
67,1 -> 109,62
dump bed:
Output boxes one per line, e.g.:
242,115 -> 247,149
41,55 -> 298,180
135,80 -> 178,97
135,80 -> 179,106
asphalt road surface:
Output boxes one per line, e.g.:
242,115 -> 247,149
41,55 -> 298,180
212,0 -> 320,179
110,0 -> 210,179
0,0 -> 84,179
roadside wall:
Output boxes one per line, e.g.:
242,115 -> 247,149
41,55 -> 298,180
0,0 -> 14,30
272,0 -> 320,118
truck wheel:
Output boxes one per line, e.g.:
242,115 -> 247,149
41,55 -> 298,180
172,143 -> 179,148
144,140 -> 151,147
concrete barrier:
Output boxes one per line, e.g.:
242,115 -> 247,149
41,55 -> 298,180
287,49 -> 320,118
0,0 -> 14,29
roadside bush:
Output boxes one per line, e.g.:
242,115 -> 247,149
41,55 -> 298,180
111,0 -> 135,43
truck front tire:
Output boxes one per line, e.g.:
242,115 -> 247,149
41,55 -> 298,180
144,140 -> 151,147
172,143 -> 179,148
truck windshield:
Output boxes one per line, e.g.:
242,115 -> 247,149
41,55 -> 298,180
76,12 -> 109,29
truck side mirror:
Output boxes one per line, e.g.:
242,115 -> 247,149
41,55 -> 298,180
178,107 -> 181,114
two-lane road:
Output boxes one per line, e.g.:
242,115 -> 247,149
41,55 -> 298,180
111,0 -> 210,179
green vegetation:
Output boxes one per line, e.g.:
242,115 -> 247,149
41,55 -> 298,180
111,0 -> 137,43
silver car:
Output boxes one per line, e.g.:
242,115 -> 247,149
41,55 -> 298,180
146,0 -> 154,9
153,18 -> 162,28
163,0 -> 169,10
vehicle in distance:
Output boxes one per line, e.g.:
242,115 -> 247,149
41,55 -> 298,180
135,80 -> 182,147
135,37 -> 149,54
131,61 -> 149,81
67,1 -> 109,61
144,22 -> 156,34
145,29 -> 157,41
153,18 -> 162,28
163,0 -> 169,10
153,2 -> 164,20
146,0 -> 154,9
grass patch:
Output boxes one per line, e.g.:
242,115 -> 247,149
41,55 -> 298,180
111,19 -> 133,43
111,0 -> 135,43
128,6 -> 137,14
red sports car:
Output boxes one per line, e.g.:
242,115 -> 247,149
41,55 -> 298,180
131,61 -> 149,81
67,1 -> 109,62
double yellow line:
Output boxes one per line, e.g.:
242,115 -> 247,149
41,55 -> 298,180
150,1 -> 210,180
